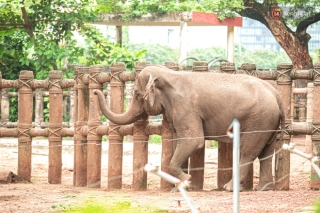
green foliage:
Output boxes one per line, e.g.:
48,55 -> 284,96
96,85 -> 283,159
188,45 -> 291,69
0,30 -> 34,79
211,140 -> 218,148
234,49 -> 291,69
60,200 -> 167,213
43,97 -> 50,122
79,24 -> 146,70
128,43 -> 290,69
128,43 -> 178,64
0,0 -> 98,79
150,135 -> 162,144
9,95 -> 18,122
96,0 -> 244,21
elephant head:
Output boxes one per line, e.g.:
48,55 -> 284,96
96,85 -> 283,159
93,66 -> 167,125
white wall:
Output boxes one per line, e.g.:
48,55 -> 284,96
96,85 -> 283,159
128,26 -> 237,51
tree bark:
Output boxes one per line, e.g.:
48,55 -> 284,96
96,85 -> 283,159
238,1 -> 319,70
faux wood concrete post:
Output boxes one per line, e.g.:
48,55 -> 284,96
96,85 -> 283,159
298,98 -> 307,122
132,61 -> 150,190
34,89 -> 44,129
217,62 -> 235,190
87,65 -> 103,188
74,66 -> 89,186
69,88 -> 75,128
48,70 -> 63,184
1,88 -> 9,125
17,71 -> 34,181
275,62 -> 292,190
305,83 -> 314,154
160,117 -> 174,190
125,82 -> 134,142
237,63 -> 255,190
108,62 -> 125,189
160,61 -> 177,190
189,61 -> 207,190
311,62 -> 320,189
73,67 -> 78,185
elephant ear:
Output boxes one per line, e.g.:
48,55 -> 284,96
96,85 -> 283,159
144,74 -> 156,107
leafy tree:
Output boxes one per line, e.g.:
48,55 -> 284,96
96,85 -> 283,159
80,24 -> 146,70
97,0 -> 320,88
0,0 -> 98,79
128,43 -> 178,64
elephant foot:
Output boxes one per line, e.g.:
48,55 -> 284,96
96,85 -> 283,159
253,182 -> 274,191
178,173 -> 191,182
171,173 -> 191,193
223,181 -> 244,192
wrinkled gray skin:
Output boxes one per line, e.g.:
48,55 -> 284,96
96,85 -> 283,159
94,65 -> 285,191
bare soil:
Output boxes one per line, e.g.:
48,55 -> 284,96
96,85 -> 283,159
0,137 -> 319,213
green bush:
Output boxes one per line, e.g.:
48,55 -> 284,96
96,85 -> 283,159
150,135 -> 162,144
128,43 -> 178,65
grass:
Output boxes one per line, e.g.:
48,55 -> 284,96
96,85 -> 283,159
58,200 -> 167,213
315,199 -> 320,213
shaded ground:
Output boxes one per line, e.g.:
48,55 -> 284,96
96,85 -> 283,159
0,137 -> 319,213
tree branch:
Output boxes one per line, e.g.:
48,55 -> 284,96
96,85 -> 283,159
20,1 -> 34,37
0,23 -> 25,27
296,12 -> 320,33
237,1 -> 269,28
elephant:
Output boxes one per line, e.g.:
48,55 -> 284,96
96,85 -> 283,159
93,65 -> 285,192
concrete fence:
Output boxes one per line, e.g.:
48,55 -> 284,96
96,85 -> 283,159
0,60 -> 319,191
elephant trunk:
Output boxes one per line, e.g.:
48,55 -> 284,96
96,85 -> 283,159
93,89 -> 143,125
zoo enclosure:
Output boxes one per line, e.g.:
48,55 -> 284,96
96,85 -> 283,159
0,61 -> 320,190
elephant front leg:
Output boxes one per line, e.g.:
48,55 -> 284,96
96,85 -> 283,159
169,129 -> 205,182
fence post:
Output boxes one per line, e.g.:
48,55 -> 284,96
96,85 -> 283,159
298,98 -> 307,122
48,70 -> 63,184
125,82 -> 134,142
188,61 -> 208,190
132,61 -> 150,190
217,63 -> 235,190
73,67 -> 78,185
305,83 -> 314,154
34,89 -> 44,129
108,62 -> 125,189
311,62 -> 320,189
275,62 -> 292,190
74,66 -> 89,186
69,87 -> 75,128
17,71 -> 34,181
237,63 -> 255,190
160,61 -> 178,190
87,65 -> 103,188
1,88 -> 9,126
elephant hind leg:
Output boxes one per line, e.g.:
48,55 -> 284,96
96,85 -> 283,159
254,132 -> 278,191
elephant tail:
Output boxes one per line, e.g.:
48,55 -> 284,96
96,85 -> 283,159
275,98 -> 286,172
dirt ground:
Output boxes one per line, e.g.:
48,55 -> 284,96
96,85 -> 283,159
0,137 -> 319,213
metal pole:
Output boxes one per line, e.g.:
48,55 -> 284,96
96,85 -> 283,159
228,119 -> 240,213
144,164 -> 199,213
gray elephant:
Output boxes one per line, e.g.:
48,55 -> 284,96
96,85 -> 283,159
93,65 -> 285,191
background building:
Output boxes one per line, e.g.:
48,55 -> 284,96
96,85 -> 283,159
237,17 -> 320,53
